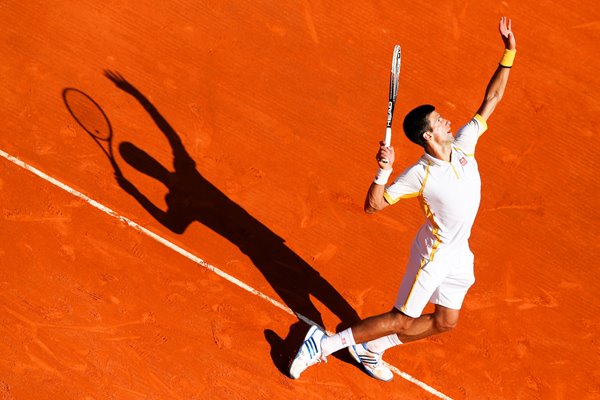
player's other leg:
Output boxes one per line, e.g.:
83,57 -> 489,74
347,305 -> 460,381
289,324 -> 327,379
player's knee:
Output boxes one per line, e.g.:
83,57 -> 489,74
434,314 -> 458,333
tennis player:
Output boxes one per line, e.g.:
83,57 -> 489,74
290,16 -> 516,381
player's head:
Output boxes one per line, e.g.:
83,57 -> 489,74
403,105 -> 435,147
403,105 -> 453,148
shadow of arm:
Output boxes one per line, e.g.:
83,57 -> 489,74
104,70 -> 192,166
115,172 -> 174,228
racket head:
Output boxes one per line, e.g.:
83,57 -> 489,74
389,45 -> 402,103
384,45 -> 402,150
62,88 -> 112,141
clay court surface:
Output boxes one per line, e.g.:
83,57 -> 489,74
1,1 -> 599,399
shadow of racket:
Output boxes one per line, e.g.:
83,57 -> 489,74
62,88 -> 121,174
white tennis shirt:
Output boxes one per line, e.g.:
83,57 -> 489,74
384,115 -> 488,261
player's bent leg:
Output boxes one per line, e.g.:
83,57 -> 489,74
351,308 -> 416,344
347,309 -> 415,382
393,305 -> 460,343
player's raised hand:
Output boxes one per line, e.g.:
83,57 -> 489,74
499,16 -> 516,50
377,141 -> 395,169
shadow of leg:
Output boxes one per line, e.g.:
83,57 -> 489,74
264,321 -> 312,377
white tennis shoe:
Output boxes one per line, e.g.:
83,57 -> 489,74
348,343 -> 394,382
289,325 -> 327,379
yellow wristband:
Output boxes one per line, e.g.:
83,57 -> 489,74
499,49 -> 516,68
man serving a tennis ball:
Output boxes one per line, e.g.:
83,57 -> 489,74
290,16 -> 516,381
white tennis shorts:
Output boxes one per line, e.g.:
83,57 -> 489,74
394,243 -> 475,318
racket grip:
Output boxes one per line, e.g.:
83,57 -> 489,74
381,127 -> 392,164
383,127 -> 392,147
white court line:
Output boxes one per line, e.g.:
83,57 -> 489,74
0,148 -> 452,400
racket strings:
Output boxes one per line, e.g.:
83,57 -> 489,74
64,89 -> 112,141
390,45 -> 401,102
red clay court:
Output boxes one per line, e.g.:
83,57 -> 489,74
1,1 -> 599,399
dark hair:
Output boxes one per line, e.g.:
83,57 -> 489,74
403,104 -> 435,147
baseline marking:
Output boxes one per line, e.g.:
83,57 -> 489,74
0,148 -> 452,400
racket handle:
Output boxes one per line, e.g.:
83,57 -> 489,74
383,127 -> 392,147
381,127 -> 392,164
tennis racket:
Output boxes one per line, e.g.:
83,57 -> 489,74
382,44 -> 402,163
62,88 -> 120,173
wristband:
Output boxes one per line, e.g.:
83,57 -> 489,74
499,49 -> 516,68
374,168 -> 393,185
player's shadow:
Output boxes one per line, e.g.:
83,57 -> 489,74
102,71 -> 360,374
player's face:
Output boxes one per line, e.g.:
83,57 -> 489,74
426,111 -> 453,144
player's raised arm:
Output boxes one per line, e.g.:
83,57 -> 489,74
476,16 -> 517,121
364,142 -> 394,213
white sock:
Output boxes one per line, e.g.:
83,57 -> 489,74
321,328 -> 356,357
364,334 -> 403,354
